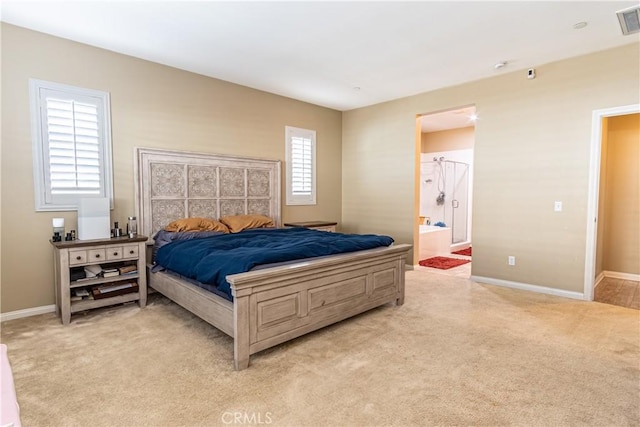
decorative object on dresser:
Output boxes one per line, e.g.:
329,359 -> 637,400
283,220 -> 338,232
50,235 -> 148,324
118,264 -> 138,275
102,268 -> 120,278
91,281 -> 139,299
127,216 -> 138,237
83,264 -> 102,278
51,217 -> 65,242
77,197 -> 111,240
136,147 -> 410,370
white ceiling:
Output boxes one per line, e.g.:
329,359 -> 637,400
1,1 -> 638,116
421,105 -> 477,133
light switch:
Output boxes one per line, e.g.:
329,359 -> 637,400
554,201 -> 562,212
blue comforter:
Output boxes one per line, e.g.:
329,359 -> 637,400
155,227 -> 394,300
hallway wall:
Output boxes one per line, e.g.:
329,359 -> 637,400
601,113 -> 640,275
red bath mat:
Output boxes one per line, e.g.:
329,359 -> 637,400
452,247 -> 472,256
419,256 -> 471,270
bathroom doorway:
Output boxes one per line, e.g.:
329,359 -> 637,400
416,106 -> 475,274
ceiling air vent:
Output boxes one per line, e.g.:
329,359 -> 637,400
617,5 -> 640,35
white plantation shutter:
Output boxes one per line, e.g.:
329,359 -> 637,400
30,80 -> 113,211
291,136 -> 312,195
285,126 -> 316,205
45,97 -> 101,194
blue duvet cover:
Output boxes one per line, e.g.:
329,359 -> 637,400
155,227 -> 394,300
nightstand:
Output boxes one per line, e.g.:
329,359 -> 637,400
283,221 -> 338,232
50,235 -> 148,325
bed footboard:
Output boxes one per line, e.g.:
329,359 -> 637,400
227,243 -> 410,370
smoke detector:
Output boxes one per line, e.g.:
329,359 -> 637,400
617,5 -> 640,35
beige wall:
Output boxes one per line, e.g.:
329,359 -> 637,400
602,114 -> 640,275
2,24 -> 639,314
343,43 -> 640,293
0,24 -> 342,313
421,126 -> 475,153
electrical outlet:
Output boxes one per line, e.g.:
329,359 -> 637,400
508,256 -> 516,266
554,201 -> 562,212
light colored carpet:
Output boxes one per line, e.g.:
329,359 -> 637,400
1,270 -> 639,427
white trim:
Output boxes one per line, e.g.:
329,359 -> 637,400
594,271 -> 605,289
1,305 -> 56,322
584,104 -> 640,301
29,79 -> 114,211
471,275 -> 585,301
603,271 -> 640,282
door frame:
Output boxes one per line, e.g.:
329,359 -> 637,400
415,106 -> 476,265
584,103 -> 639,300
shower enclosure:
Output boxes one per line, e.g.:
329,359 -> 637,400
420,158 -> 470,244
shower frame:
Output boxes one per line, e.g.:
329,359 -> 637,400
420,159 -> 470,245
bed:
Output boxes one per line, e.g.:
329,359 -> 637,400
135,147 -> 411,370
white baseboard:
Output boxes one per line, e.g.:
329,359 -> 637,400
603,271 -> 640,282
1,305 -> 56,322
470,276 -> 585,301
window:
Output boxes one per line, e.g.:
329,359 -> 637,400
30,79 -> 113,211
285,126 -> 316,205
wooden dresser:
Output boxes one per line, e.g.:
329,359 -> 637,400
50,235 -> 147,324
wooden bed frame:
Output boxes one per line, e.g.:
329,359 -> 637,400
135,147 -> 411,370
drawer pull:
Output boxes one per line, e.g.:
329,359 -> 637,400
95,254 -> 101,258
113,252 -> 119,256
76,256 -> 82,260
129,250 -> 134,254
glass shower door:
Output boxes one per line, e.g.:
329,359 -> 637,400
420,159 -> 469,244
450,162 -> 469,244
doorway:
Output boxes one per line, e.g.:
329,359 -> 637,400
585,104 -> 640,302
416,106 -> 475,275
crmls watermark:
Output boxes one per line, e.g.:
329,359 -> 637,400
221,411 -> 273,425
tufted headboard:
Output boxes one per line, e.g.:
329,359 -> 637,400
134,147 -> 281,240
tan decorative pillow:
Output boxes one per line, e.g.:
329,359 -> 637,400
219,214 -> 275,233
164,217 -> 229,233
